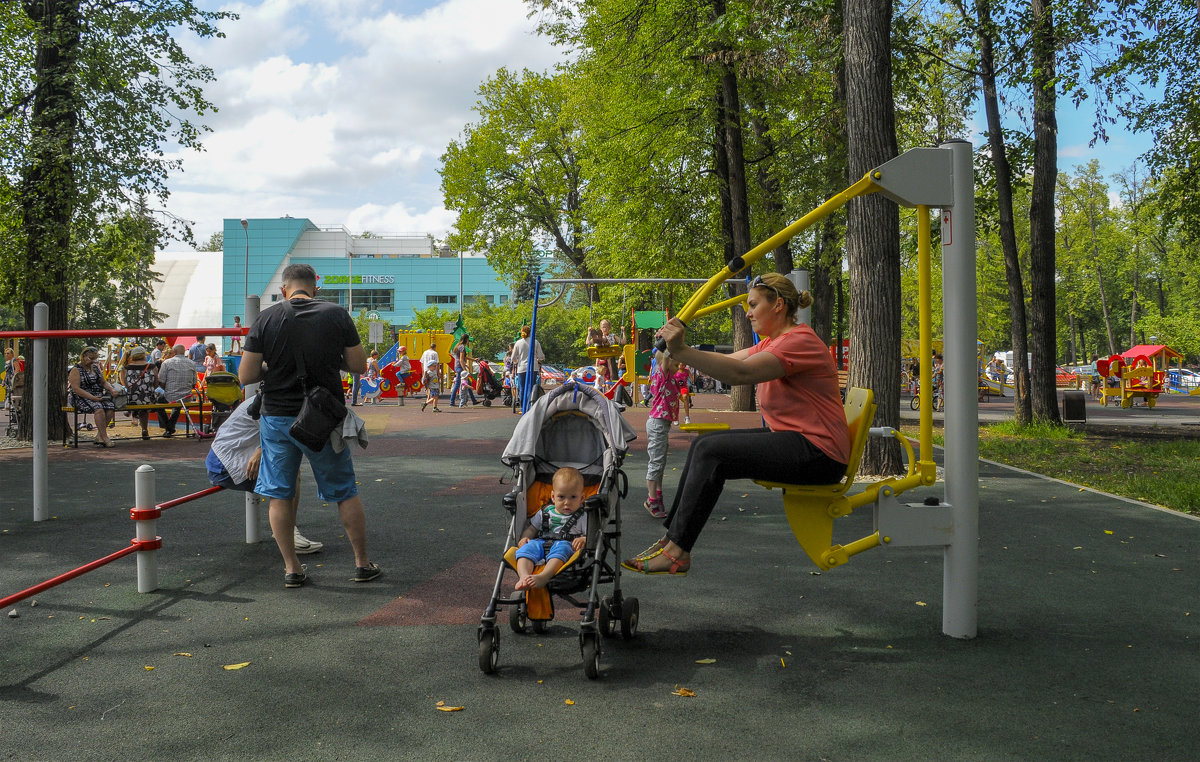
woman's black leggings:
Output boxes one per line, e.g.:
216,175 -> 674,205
663,427 -> 846,552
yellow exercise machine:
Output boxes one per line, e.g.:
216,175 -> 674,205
676,141 -> 978,639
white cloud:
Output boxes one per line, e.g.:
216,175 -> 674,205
343,201 -> 459,237
166,0 -> 562,245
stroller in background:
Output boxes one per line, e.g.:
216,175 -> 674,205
478,378 -> 638,678
474,360 -> 505,407
203,371 -> 243,434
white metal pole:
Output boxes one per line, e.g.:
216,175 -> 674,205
940,139 -> 979,639
240,218 -> 249,304
243,295 -> 261,544
33,302 -> 48,522
785,269 -> 811,325
134,464 -> 159,593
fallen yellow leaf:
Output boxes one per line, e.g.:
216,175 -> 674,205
780,658 -> 786,668
144,665 -> 154,671
173,652 -> 193,658
222,662 -> 251,671
1104,530 -> 1114,535
672,686 -> 696,697
915,601 -> 928,607
564,699 -> 575,706
695,658 -> 717,664
436,705 -> 464,712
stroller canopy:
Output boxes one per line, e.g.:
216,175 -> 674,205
501,379 -> 636,480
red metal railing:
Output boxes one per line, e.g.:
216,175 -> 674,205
0,479 -> 226,609
0,543 -> 145,609
156,486 -> 224,511
0,328 -> 245,339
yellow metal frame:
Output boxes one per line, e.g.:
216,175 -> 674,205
671,176 -> 941,570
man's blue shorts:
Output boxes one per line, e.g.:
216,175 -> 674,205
255,414 -> 357,502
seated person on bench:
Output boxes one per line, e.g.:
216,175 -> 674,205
513,467 -> 588,591
622,273 -> 849,576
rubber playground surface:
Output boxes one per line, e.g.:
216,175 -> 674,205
2,393 -> 1197,760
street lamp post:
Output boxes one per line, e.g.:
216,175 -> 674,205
240,219 -> 249,302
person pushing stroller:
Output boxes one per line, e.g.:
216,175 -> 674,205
513,467 -> 587,591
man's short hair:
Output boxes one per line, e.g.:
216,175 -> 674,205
282,263 -> 318,288
173,344 -> 186,354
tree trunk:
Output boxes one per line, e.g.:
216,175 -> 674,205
715,47 -> 755,412
745,87 -> 793,275
808,221 -> 839,343
975,0 -> 1032,423
1094,267 -> 1116,356
844,0 -> 902,475
18,0 -> 82,442
1068,312 -> 1077,364
1129,263 -> 1139,348
811,14 -> 849,347
1028,0 -> 1060,423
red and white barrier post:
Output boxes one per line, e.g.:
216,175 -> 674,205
131,464 -> 162,593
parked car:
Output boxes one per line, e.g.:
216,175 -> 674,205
540,364 -> 567,387
1169,368 -> 1199,387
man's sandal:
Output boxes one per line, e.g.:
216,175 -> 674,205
621,547 -> 689,576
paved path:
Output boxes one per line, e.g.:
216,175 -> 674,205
2,394 -> 1197,759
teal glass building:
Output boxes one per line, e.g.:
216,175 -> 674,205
220,218 -> 511,330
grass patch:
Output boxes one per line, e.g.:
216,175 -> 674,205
908,423 -> 1200,516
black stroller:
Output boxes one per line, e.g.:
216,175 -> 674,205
475,360 -> 505,407
478,379 -> 638,678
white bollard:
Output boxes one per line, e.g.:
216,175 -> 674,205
132,464 -> 160,593
245,492 -> 261,544
242,295 -> 262,544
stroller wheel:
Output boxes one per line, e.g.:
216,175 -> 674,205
620,597 -> 639,640
598,597 -> 616,638
478,626 -> 500,674
482,399 -> 491,407
509,602 -> 528,634
531,619 -> 548,634
581,632 -> 601,679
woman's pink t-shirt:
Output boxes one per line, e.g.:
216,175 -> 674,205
747,325 -> 850,464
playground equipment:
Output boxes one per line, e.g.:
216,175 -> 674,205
1118,343 -> 1197,396
353,332 -> 451,401
1096,354 -> 1165,408
652,141 -> 979,639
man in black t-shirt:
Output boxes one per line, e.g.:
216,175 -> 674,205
240,264 -> 381,589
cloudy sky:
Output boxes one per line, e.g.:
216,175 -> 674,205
166,0 -> 1150,249
167,0 -> 562,247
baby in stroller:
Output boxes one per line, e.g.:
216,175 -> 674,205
478,379 -> 640,678
513,467 -> 587,591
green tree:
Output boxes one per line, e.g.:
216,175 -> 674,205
0,0 -> 231,440
441,67 -> 597,295
74,202 -> 168,331
197,231 -> 223,252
